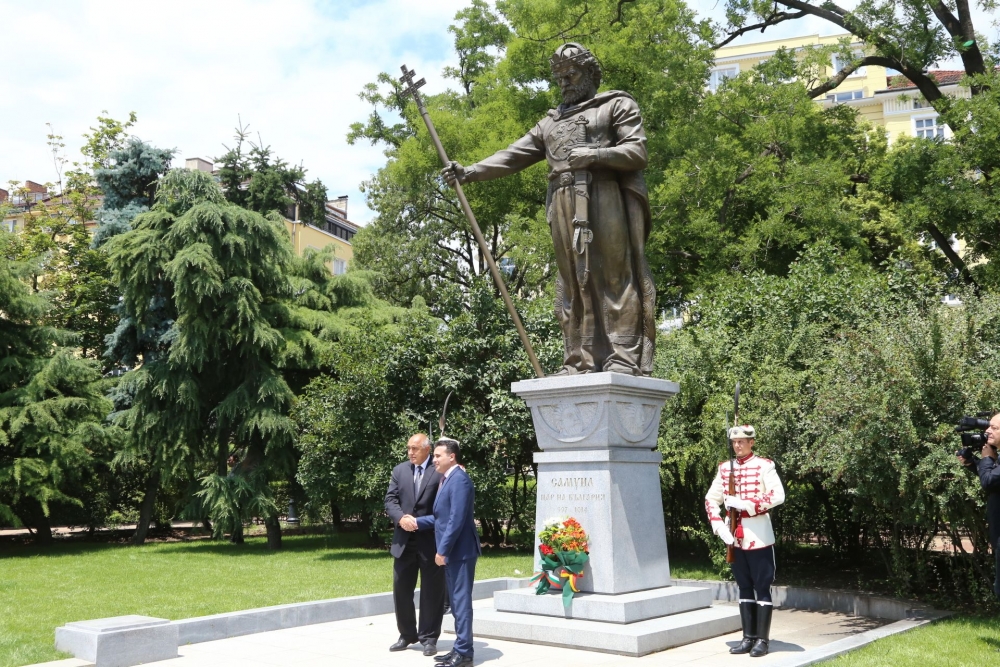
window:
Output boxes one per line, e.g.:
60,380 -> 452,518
914,116 -> 946,139
3,220 -> 14,233
826,90 -> 864,103
832,51 -> 866,77
333,258 -> 347,275
708,66 -> 739,92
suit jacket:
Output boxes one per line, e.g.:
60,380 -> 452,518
416,467 -> 482,561
385,459 -> 441,558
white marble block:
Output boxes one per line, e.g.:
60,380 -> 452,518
512,374 -> 679,595
55,615 -> 177,667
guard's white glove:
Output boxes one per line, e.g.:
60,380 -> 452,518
716,523 -> 735,546
724,495 -> 753,512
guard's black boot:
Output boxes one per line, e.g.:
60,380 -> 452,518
729,602 -> 757,654
749,604 -> 773,657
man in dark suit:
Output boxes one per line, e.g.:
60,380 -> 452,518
385,433 -> 445,656
402,439 -> 481,667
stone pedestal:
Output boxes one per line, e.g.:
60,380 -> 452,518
441,374 -> 741,655
513,373 -> 677,594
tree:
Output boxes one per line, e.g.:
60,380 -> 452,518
107,167 -> 395,549
215,122 -> 329,226
709,0 -> 1000,286
0,250 -> 119,543
294,279 -> 562,545
649,51 -> 942,304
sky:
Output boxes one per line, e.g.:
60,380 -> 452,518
1,1 -> 996,224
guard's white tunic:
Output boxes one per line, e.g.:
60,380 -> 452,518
705,453 -> 785,550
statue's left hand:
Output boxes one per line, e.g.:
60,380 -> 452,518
567,147 -> 599,170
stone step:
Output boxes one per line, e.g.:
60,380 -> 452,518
493,585 -> 713,624
444,604 -> 741,657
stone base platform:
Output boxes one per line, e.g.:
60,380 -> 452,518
445,586 -> 741,656
493,586 -> 714,623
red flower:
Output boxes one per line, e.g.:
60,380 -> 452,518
540,544 -> 555,556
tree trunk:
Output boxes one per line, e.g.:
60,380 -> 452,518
361,512 -> 381,546
32,508 -> 53,545
330,502 -> 343,531
265,515 -> 282,550
230,523 -> 245,544
131,469 -> 160,545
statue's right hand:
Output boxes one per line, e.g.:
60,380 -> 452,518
441,161 -> 467,186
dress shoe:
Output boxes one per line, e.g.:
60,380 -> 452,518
434,651 -> 456,662
422,642 -> 438,657
442,654 -> 473,667
389,637 -> 417,652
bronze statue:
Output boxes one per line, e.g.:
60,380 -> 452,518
442,43 -> 656,376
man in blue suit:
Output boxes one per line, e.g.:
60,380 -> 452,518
401,438 -> 481,667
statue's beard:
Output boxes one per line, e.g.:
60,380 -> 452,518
560,80 -> 594,106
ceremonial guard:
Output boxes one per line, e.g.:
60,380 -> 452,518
705,424 -> 785,657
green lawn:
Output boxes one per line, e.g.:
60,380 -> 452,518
1,534 -> 988,667
826,614 -> 1000,666
0,533 -> 531,667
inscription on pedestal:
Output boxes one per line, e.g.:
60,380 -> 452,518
538,476 -> 607,517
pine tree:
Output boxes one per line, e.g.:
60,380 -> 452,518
0,252 -> 118,543
106,169 -> 349,549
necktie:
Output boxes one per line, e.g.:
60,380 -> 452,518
414,464 -> 423,498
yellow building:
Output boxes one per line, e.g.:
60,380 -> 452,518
713,33 -> 967,141
285,196 -> 357,275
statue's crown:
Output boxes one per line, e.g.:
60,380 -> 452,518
549,42 -> 596,71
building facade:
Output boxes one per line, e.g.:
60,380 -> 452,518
713,33 -> 967,142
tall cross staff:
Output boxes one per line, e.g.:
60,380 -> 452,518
398,65 -> 545,379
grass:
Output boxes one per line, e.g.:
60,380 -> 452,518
825,614 -> 1000,666
2,533 -> 986,667
0,532 -> 532,667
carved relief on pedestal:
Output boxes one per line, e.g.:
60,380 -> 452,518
611,401 -> 660,443
536,401 -> 602,443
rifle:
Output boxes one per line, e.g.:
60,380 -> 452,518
726,381 -> 741,564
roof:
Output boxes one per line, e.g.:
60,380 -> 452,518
885,70 -> 965,91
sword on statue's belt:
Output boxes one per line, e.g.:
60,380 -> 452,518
565,114 -> 600,286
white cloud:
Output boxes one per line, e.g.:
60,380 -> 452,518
0,0 -> 469,223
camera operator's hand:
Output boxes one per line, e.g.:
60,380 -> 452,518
957,454 -> 970,466
983,444 -> 998,460
715,523 -> 735,546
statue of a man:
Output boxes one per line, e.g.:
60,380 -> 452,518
443,42 -> 656,376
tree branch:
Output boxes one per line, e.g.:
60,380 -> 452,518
712,11 -> 807,50
807,55 -> 899,99
611,0 -> 635,26
935,0 -> 988,92
773,0 -> 951,110
925,223 -> 979,292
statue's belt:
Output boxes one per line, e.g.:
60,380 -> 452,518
551,169 -> 618,185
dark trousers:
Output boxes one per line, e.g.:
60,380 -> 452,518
732,545 -> 775,603
445,556 -> 477,657
393,541 -> 445,643
994,538 -> 1000,600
